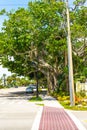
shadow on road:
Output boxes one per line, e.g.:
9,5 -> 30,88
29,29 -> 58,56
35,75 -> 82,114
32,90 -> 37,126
0,89 -> 47,100
0,91 -> 33,100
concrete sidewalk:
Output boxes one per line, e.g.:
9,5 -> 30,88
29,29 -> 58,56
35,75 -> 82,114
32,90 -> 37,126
31,96 -> 86,130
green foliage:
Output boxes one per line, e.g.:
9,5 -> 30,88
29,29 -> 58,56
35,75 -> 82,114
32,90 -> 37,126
0,1 -> 67,90
60,100 -> 87,110
0,85 -> 4,89
51,90 -> 87,110
0,9 -> 6,15
0,0 -> 87,93
58,95 -> 87,110
76,90 -> 86,98
6,74 -> 33,87
71,5 -> 87,81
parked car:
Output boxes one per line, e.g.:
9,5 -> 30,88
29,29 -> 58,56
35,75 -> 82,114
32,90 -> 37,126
26,84 -> 37,93
15,86 -> 18,88
26,87 -> 33,93
30,84 -> 37,92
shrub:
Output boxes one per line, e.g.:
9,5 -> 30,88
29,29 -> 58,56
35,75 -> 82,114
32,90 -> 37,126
76,90 -> 86,98
0,85 -> 4,89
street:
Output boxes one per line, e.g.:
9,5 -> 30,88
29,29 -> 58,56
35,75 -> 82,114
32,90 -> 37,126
0,87 -> 87,130
0,87 -> 40,130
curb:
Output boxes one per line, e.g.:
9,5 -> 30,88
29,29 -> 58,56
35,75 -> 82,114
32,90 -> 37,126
66,110 -> 87,130
31,107 -> 43,130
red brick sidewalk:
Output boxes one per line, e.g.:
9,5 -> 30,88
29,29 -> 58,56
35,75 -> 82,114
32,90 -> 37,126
39,106 -> 79,130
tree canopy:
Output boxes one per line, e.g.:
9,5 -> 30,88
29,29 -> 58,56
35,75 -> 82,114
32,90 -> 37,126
0,0 -> 87,92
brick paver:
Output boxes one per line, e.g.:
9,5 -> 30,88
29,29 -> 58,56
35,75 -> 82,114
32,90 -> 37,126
39,106 -> 79,130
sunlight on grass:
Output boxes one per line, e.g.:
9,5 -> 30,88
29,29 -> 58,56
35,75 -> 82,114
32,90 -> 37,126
29,96 -> 43,102
35,103 -> 44,106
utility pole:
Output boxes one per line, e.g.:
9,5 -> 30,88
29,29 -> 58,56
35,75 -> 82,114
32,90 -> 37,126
66,0 -> 75,106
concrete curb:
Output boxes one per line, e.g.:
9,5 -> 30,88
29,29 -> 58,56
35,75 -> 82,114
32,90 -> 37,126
31,107 -> 43,130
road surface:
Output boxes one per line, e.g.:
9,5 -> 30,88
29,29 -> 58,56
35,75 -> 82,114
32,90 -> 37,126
0,87 -> 40,130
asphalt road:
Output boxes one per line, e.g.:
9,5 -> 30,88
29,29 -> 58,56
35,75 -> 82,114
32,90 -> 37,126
0,87 -> 40,130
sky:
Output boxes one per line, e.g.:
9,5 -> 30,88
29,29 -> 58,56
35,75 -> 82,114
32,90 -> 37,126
0,0 -> 87,30
0,0 -> 86,78
0,0 -> 75,31
0,65 -> 11,78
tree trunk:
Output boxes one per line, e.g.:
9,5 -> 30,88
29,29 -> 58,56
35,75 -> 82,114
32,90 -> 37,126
47,69 -> 51,94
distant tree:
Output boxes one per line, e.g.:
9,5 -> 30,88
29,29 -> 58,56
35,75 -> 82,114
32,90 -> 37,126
70,3 -> 87,80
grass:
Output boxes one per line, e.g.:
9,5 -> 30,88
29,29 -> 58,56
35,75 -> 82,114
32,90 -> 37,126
35,103 -> 44,106
29,96 -> 43,102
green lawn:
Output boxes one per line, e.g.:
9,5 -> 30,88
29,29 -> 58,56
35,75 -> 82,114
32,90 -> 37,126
29,96 -> 43,102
